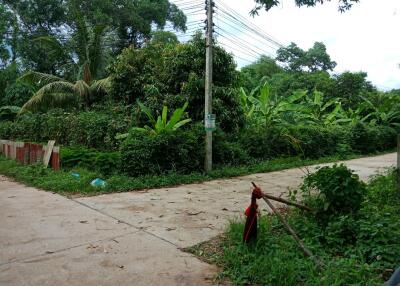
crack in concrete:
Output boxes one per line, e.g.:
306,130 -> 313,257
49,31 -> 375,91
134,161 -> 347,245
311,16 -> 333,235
0,230 -> 139,267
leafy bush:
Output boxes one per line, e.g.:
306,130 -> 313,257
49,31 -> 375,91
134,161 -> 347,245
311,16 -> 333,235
238,126 -> 292,161
109,33 -> 244,132
302,164 -> 367,219
0,110 -> 131,150
348,123 -> 396,154
2,82 -> 35,107
120,125 -> 204,176
206,171 -> 400,285
214,132 -> 251,166
287,125 -> 338,158
61,146 -> 121,176
238,124 -> 396,163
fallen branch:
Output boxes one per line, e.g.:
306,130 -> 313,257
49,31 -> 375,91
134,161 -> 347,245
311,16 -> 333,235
251,182 -> 313,212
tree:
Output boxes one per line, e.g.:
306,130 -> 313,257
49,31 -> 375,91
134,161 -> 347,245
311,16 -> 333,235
276,42 -> 336,72
0,4 -> 15,67
334,71 -> 375,109
1,0 -> 69,74
268,70 -> 336,99
150,31 -> 179,46
109,32 -> 245,132
251,0 -> 360,15
0,0 -> 186,76
241,56 -> 283,91
18,64 -> 110,113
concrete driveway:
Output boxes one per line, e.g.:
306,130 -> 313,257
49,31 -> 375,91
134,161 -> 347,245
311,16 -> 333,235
0,153 -> 396,285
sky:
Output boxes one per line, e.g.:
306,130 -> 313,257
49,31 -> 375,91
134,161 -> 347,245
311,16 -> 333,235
173,0 -> 400,91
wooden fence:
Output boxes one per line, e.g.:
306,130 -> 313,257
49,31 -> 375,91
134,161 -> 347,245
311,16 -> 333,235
0,140 -> 60,171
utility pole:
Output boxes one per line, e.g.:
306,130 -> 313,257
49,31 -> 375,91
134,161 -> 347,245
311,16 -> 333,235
204,0 -> 214,172
397,134 -> 400,191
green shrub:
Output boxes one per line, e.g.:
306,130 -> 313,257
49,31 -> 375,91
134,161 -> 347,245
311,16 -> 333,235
61,146 -> 121,176
211,172 -> 399,285
214,138 -> 251,166
120,125 -> 204,176
356,204 -> 400,270
347,123 -> 396,154
238,126 -> 292,161
374,125 -> 397,151
288,125 -> 338,158
2,82 -> 35,107
0,110 -> 131,150
109,34 -> 244,132
302,164 -> 367,220
0,120 -> 13,138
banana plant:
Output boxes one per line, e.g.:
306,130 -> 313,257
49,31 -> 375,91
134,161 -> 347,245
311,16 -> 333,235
246,82 -> 308,127
303,90 -> 339,122
300,90 -> 352,126
358,95 -> 400,127
239,87 -> 256,119
116,102 -> 192,139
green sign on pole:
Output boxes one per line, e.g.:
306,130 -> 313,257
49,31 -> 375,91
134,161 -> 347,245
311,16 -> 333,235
205,114 -> 216,132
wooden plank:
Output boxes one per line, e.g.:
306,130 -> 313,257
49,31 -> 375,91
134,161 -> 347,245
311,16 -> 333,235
43,140 -> 56,168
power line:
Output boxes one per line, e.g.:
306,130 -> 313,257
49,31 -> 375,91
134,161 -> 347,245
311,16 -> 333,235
215,0 -> 284,47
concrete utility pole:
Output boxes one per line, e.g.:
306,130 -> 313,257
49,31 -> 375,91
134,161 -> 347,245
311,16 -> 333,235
204,0 -> 214,172
397,135 -> 400,191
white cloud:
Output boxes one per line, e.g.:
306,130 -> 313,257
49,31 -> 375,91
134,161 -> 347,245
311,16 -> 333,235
175,0 -> 400,90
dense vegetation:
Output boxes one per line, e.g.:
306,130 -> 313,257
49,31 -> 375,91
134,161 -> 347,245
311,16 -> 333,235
0,0 -> 398,182
189,168 -> 400,285
0,1 -> 398,284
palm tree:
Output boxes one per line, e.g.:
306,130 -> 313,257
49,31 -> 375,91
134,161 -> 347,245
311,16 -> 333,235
18,11 -> 111,114
18,64 -> 111,113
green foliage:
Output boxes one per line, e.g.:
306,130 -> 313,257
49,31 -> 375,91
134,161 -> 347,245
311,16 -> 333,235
2,0 -> 186,77
213,131 -> 252,166
276,42 -> 337,72
150,31 -> 179,46
0,106 -> 21,121
0,156 -> 100,196
18,68 -> 111,113
238,123 -> 396,163
61,146 -> 120,176
348,122 -> 397,154
241,56 -> 283,90
119,125 -> 204,176
302,164 -> 367,219
241,82 -> 307,127
334,71 -> 375,109
211,217 -> 380,286
266,71 -> 336,100
238,126 -> 292,160
109,33 -> 244,132
251,0 -> 360,15
2,82 -> 35,107
133,101 -> 192,135
0,110 -> 130,150
198,171 -> 398,286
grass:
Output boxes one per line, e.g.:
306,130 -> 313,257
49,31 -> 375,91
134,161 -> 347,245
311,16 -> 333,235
186,171 -> 400,286
0,150 -> 394,196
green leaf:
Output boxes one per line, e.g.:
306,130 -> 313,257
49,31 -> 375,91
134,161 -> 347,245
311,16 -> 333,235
137,100 -> 156,124
161,106 -> 168,126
